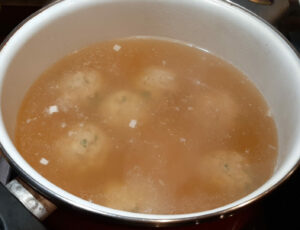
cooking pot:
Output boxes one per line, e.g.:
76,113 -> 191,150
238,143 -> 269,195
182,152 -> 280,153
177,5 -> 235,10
0,0 -> 300,228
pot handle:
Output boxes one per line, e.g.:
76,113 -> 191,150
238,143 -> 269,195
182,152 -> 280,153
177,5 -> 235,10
227,0 -> 290,23
248,0 -> 273,5
6,179 -> 56,220
0,153 -> 56,229
0,182 -> 47,230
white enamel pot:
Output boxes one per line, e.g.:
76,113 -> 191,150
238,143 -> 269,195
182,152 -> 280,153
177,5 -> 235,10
0,0 -> 300,227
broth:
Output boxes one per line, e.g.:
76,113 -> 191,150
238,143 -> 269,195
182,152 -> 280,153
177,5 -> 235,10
15,37 -> 278,214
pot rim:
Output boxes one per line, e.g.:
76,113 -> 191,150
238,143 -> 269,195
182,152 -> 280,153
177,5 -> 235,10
0,0 -> 299,226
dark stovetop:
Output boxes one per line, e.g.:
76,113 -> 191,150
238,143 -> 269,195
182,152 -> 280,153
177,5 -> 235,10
0,1 -> 300,230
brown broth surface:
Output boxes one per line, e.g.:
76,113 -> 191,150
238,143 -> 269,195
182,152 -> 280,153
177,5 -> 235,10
15,38 -> 278,214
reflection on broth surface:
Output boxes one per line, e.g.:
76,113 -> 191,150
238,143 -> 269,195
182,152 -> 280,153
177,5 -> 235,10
15,37 -> 278,214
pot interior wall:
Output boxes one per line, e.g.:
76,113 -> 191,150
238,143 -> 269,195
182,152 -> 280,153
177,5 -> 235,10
1,0 -> 300,208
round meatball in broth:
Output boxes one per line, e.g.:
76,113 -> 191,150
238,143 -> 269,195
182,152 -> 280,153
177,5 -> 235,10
198,150 -> 252,194
57,70 -> 103,110
99,90 -> 148,128
103,174 -> 165,214
136,66 -> 177,97
193,89 -> 239,136
55,123 -> 109,169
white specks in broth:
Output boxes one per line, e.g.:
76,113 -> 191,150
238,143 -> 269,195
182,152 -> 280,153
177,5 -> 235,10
61,122 -> 67,128
179,138 -> 186,143
46,105 -> 59,115
83,61 -> 91,66
194,79 -> 208,88
160,121 -> 167,126
268,145 -> 277,151
74,105 -> 79,112
26,117 -> 37,124
113,44 -> 122,52
187,106 -> 194,111
128,138 -> 134,144
49,84 -> 59,90
40,158 -> 49,165
167,128 -> 175,136
68,130 -> 76,137
129,119 -> 137,128
78,113 -> 87,119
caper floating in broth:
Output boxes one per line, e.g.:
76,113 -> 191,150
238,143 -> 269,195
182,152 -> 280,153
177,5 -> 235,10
15,37 -> 278,214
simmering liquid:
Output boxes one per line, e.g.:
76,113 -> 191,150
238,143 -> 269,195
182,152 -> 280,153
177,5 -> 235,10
15,37 -> 278,214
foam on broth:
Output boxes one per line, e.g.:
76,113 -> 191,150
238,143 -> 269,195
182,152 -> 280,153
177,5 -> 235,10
15,37 -> 278,214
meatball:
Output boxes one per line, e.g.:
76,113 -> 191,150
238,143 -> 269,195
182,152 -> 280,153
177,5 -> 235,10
55,123 -> 110,169
198,150 -> 252,193
193,89 -> 239,134
99,90 -> 148,127
103,182 -> 141,212
103,180 -> 162,213
57,70 -> 103,110
136,66 -> 177,97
